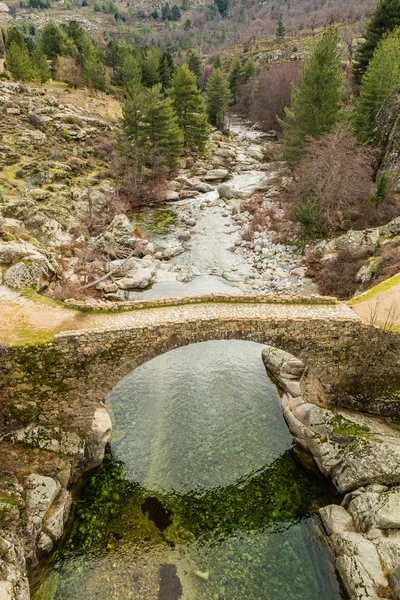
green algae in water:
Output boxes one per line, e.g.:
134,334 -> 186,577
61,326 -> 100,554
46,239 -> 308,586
129,206 -> 177,237
32,341 -> 345,600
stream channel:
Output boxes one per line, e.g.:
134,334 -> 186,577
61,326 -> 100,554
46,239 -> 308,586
32,341 -> 345,600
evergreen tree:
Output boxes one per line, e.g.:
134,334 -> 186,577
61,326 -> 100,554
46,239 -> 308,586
278,27 -> 342,162
353,0 -> 400,84
104,39 -> 120,76
40,23 -> 65,60
7,41 -> 33,81
5,27 -> 25,50
170,4 -> 182,20
187,49 -> 202,86
65,20 -> 94,65
84,57 -> 107,90
142,46 -> 160,86
213,53 -> 222,69
161,2 -> 171,19
228,59 -> 243,103
159,50 -> 175,89
205,68 -> 232,131
140,84 -> 184,170
120,83 -> 148,183
121,54 -> 141,87
31,43 -> 50,82
354,28 -> 400,142
169,64 -> 209,151
276,19 -> 286,40
242,57 -> 256,82
294,189 -> 321,253
214,0 -> 229,16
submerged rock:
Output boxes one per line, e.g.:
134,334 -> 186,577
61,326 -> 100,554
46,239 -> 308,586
141,497 -> 172,532
158,564 -> 182,600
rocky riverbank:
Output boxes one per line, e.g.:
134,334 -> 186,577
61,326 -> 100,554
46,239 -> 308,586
263,345 -> 400,600
0,79 -> 316,301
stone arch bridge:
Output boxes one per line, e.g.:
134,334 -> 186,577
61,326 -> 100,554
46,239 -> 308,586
1,294 -> 400,458
1,293 -> 400,600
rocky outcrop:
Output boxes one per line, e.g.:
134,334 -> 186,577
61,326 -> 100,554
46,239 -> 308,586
375,87 -> 400,181
262,345 -> 400,600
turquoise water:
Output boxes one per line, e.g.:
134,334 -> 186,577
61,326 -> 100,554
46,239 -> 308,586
32,341 -> 344,600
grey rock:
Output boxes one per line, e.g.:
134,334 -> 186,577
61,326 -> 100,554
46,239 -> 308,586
319,505 -> 355,535
4,258 -> 54,291
203,169 -> 229,181
25,475 -> 61,532
85,406 -> 112,470
92,214 -> 139,253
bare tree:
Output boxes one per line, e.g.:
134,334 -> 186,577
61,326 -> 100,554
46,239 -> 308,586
283,125 -> 376,234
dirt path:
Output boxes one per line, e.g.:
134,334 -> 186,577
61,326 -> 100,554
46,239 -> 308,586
349,274 -> 400,331
0,286 -> 358,346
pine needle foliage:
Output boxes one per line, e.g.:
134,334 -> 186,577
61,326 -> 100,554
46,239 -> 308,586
354,28 -> 400,143
278,28 -> 342,163
169,64 -> 209,152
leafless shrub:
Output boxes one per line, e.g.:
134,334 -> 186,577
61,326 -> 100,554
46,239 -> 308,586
234,61 -> 301,132
51,280 -> 97,301
283,126 -> 376,235
56,56 -> 84,88
90,137 -> 117,161
306,249 -> 371,299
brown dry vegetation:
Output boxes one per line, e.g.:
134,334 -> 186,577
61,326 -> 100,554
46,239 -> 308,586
234,61 -> 302,132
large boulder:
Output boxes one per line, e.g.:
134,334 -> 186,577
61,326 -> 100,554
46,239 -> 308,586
91,214 -> 139,254
112,256 -> 157,290
203,169 -> 229,182
0,242 -> 44,266
4,257 -> 55,291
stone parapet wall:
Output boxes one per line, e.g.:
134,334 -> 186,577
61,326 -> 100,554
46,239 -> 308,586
64,293 -> 338,311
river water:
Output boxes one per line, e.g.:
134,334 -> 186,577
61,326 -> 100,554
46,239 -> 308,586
32,341 -> 344,600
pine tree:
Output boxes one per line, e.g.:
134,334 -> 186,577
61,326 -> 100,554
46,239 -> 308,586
140,84 -> 184,170
40,22 -> 65,60
121,54 -> 141,87
31,43 -> 50,83
354,28 -> 400,142
159,51 -> 175,89
213,53 -> 222,69
170,4 -> 181,20
353,0 -> 400,84
84,57 -> 107,91
187,49 -> 202,86
276,19 -> 286,40
142,47 -> 160,86
205,68 -> 232,131
161,2 -> 171,19
294,189 -> 321,253
7,41 -> 33,81
278,27 -> 342,162
120,83 -> 148,184
228,59 -> 243,103
169,64 -> 209,152
6,27 -> 26,50
242,57 -> 256,82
